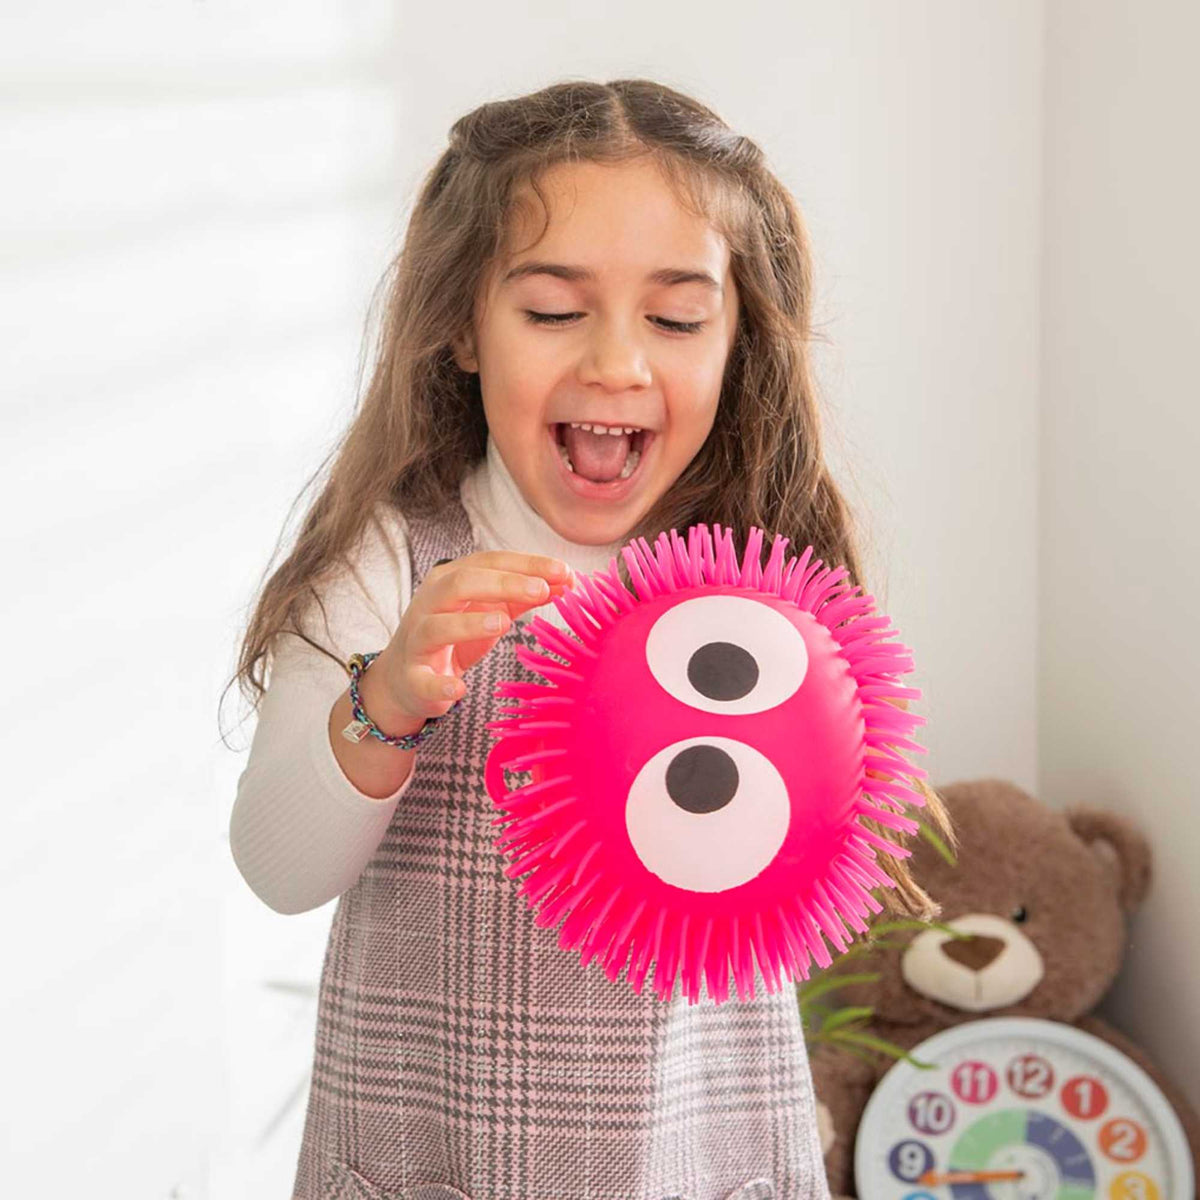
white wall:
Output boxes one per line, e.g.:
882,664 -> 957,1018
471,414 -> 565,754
1040,0 -> 1200,1102
1,3 -> 403,1195
392,5 -> 1046,790
5,1 -> 1194,1195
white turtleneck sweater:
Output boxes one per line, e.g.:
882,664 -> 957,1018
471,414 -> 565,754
229,436 -> 626,915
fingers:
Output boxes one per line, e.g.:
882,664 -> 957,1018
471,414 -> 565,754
404,661 -> 466,710
425,557 -> 575,616
389,553 -> 578,715
430,551 -> 574,589
406,607 -> 513,657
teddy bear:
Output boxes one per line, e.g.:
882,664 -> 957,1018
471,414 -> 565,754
807,777 -> 1200,1198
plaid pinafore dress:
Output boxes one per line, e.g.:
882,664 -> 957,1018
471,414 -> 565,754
291,497 -> 831,1200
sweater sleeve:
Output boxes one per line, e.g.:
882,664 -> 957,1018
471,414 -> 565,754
229,504 -> 416,915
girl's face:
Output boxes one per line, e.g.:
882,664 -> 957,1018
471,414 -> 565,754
453,158 -> 740,546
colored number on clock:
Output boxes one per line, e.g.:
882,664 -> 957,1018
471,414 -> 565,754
1101,1118 -> 1148,1164
951,1059 -> 998,1103
908,1091 -> 955,1135
1109,1170 -> 1160,1200
1007,1052 -> 1054,1098
1063,1074 -> 1110,1119
907,1094 -> 955,1137
888,1140 -> 934,1183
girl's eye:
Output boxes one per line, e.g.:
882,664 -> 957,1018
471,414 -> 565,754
523,310 -> 705,334
524,310 -> 580,326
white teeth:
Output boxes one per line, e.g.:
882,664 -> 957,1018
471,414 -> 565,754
617,449 -> 642,479
569,422 -> 641,436
556,443 -> 575,473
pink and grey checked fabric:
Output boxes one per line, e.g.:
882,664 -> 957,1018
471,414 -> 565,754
290,498 -> 831,1200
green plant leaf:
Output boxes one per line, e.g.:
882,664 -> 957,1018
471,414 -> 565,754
865,919 -> 936,936
820,1040 -> 878,1066
918,819 -> 958,865
797,1000 -> 836,1032
930,921 -> 974,940
811,939 -> 898,966
795,972 -> 880,1005
865,918 -> 972,941
820,1006 -> 874,1033
827,1028 -> 936,1069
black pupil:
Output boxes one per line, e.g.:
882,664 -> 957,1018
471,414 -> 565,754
665,744 -> 739,815
687,641 -> 759,701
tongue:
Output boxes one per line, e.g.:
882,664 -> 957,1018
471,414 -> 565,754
562,425 -> 630,483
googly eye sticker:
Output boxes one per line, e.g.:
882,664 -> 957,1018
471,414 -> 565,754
626,735 -> 791,893
644,594 -> 809,714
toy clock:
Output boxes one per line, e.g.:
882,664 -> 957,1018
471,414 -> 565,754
855,1017 -> 1193,1200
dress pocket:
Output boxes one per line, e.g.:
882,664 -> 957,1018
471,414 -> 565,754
324,1160 -> 773,1200
665,1179 -> 775,1200
721,1180 -> 775,1200
323,1160 -> 473,1200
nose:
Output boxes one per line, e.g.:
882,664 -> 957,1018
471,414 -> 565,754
941,934 -> 1006,973
577,316 -> 653,392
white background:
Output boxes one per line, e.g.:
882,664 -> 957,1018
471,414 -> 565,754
2,1 -> 1195,1195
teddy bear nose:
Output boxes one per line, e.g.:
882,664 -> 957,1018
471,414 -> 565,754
940,934 -> 1006,973
665,743 -> 739,814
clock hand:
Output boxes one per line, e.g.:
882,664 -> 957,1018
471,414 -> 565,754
918,1169 -> 1026,1185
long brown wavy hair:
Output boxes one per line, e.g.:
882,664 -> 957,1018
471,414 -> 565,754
220,77 -> 955,919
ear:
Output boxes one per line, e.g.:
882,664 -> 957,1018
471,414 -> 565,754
1064,806 -> 1153,912
451,329 -> 478,373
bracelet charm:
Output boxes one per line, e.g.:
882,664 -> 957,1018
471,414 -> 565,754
342,650 -> 463,751
341,718 -> 375,744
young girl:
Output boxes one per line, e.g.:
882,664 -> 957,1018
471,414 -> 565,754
227,77 -> 951,1200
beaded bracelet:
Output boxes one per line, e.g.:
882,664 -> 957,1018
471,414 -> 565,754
341,651 -> 464,750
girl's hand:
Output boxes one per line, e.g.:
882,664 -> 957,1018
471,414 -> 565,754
373,551 -> 575,722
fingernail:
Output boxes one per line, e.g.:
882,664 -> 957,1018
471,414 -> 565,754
526,577 -> 547,596
485,612 -> 502,631
442,679 -> 458,698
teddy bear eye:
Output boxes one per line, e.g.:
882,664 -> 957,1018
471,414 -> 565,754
644,595 -> 808,714
1011,905 -> 1029,923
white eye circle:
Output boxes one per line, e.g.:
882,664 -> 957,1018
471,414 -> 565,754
644,594 -> 808,715
626,736 -> 790,892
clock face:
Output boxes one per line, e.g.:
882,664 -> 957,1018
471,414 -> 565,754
854,1018 -> 1193,1200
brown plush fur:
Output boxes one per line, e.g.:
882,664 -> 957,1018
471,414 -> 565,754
810,777 -> 1200,1198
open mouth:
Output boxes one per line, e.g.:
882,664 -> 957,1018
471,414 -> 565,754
549,420 -> 648,480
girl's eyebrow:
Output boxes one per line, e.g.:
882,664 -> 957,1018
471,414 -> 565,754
501,261 -> 723,295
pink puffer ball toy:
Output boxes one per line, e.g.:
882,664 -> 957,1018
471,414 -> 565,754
484,523 -> 928,1006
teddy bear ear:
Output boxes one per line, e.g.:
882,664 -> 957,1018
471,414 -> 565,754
1064,807 -> 1153,912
